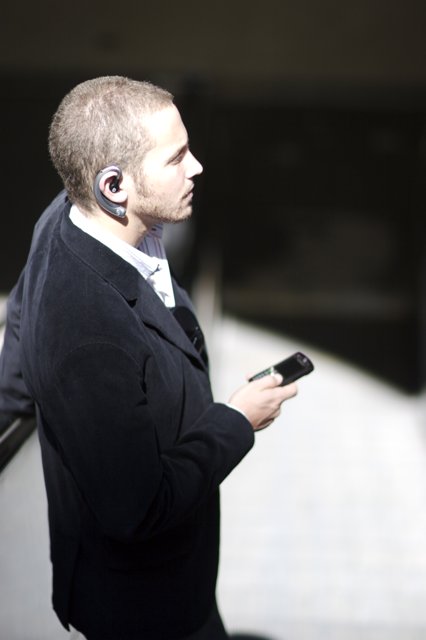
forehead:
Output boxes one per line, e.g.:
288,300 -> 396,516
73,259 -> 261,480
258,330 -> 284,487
144,105 -> 188,157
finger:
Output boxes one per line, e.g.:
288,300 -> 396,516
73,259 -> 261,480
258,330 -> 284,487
255,419 -> 274,432
249,372 -> 283,389
267,382 -> 298,403
282,382 -> 298,398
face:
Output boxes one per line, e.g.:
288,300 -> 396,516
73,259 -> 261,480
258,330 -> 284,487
130,105 -> 203,225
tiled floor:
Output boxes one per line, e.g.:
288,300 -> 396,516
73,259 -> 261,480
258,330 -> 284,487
1,314 -> 426,639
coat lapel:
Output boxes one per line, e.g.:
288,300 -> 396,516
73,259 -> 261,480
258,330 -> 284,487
132,280 -> 208,371
60,210 -> 207,372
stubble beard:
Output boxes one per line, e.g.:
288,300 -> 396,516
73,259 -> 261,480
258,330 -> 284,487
134,184 -> 193,226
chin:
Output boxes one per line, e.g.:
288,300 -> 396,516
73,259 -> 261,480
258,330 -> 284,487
168,207 -> 193,224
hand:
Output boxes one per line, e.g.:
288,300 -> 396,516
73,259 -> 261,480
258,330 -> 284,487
228,373 -> 297,431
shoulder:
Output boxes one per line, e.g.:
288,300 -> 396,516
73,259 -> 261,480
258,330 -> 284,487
34,190 -> 69,233
29,190 -> 70,253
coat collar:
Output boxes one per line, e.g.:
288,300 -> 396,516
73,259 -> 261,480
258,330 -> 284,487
59,206 -> 207,372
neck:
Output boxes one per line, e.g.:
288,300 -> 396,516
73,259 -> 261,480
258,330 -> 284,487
80,206 -> 151,247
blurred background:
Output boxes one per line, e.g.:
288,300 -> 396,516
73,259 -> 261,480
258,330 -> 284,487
1,0 -> 426,390
1,1 -> 426,639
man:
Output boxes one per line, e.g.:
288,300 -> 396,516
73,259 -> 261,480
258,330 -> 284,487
9,76 -> 297,639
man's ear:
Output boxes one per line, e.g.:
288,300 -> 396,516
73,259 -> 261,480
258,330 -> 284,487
93,165 -> 127,218
97,168 -> 127,203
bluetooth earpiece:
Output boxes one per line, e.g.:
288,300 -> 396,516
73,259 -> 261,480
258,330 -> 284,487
93,165 -> 127,218
110,175 -> 120,193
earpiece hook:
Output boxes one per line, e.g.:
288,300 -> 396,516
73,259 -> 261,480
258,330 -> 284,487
93,165 -> 126,218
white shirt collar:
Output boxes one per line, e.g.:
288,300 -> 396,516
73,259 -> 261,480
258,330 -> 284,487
69,204 -> 175,307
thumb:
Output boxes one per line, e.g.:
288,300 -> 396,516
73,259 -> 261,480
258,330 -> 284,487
250,372 -> 283,389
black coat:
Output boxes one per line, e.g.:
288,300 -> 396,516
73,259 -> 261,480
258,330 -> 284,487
19,197 -> 254,639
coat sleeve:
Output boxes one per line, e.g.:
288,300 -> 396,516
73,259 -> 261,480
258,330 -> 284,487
43,341 -> 254,542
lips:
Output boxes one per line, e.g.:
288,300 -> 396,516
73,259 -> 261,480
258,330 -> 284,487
183,186 -> 194,200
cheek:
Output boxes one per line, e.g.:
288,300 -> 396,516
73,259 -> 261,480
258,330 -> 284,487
144,167 -> 184,199
163,170 -> 185,195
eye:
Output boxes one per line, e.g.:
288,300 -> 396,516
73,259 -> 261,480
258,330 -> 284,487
172,150 -> 185,164
172,153 -> 184,164
170,145 -> 189,165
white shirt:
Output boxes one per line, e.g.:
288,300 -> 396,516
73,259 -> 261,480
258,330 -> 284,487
69,205 -> 175,307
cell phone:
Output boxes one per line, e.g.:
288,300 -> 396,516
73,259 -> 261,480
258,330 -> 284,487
249,351 -> 314,385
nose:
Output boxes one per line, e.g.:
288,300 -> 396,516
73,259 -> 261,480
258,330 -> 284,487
187,151 -> 203,178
